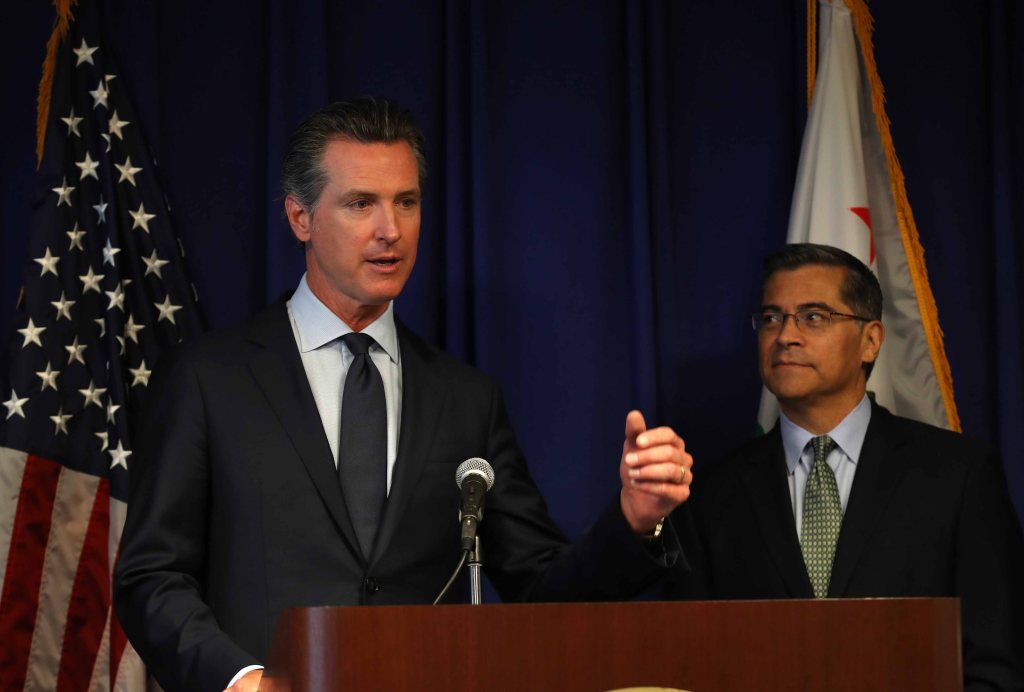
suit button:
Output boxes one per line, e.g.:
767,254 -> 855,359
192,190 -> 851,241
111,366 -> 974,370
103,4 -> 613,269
363,577 -> 380,594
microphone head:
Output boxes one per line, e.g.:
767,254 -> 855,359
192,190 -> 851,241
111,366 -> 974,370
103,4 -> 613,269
455,457 -> 495,490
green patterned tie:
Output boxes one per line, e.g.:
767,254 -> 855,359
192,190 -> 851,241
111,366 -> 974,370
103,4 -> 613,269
800,435 -> 841,598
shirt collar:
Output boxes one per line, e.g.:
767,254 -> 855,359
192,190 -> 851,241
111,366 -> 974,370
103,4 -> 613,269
287,273 -> 400,364
779,394 -> 872,474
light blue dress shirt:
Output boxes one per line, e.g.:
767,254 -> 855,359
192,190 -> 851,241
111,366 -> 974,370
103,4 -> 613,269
285,274 -> 403,491
780,394 -> 871,540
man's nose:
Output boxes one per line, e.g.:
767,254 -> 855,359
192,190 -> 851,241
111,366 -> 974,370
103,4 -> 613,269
375,205 -> 401,243
776,313 -> 803,344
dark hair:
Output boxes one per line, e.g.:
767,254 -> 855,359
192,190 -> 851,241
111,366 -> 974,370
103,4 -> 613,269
281,97 -> 427,212
762,243 -> 883,376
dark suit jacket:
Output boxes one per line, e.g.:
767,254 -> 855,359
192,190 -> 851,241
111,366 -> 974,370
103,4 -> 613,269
114,300 -> 675,692
669,402 -> 1024,691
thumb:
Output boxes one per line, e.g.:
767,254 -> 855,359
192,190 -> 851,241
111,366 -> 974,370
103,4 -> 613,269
624,409 -> 647,442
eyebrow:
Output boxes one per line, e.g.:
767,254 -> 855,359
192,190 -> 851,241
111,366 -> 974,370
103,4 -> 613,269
340,188 -> 421,202
759,301 -> 836,312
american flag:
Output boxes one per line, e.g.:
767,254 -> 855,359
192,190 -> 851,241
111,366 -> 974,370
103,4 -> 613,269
0,1 -> 202,689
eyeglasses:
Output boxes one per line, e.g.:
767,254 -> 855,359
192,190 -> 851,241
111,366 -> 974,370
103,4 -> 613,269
751,309 -> 872,334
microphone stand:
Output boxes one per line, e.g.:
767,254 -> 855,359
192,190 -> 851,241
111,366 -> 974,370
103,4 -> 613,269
467,535 -> 483,605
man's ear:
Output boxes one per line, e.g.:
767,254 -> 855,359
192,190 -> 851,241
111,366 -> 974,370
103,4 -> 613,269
284,194 -> 312,243
861,320 -> 885,365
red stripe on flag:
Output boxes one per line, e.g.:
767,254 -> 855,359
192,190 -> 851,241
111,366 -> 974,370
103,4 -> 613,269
0,454 -> 62,691
110,542 -> 129,689
56,478 -> 111,692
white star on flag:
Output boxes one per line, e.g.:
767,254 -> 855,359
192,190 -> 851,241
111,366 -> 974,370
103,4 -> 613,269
17,318 -> 46,348
129,360 -> 152,387
65,336 -> 87,365
79,381 -> 108,408
36,362 -> 61,391
89,80 -> 109,109
76,151 -> 100,180
94,317 -> 106,338
109,441 -> 132,470
123,315 -> 145,343
62,108 -> 83,137
50,407 -> 73,435
155,296 -> 183,324
95,430 -> 110,452
107,110 -> 129,139
66,223 -> 85,250
52,177 -> 75,207
106,400 -> 120,424
34,248 -> 60,276
115,156 -> 142,186
130,202 -> 156,232
105,284 -> 125,312
3,390 -> 29,420
51,292 -> 75,320
92,196 -> 108,224
79,266 -> 104,293
102,238 -> 121,266
142,249 -> 169,278
73,38 -> 98,66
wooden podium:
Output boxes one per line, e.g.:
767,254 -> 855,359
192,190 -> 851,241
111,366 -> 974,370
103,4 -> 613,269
262,598 -> 961,691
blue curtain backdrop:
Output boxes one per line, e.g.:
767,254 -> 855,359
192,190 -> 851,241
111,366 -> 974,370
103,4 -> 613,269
2,0 -> 1021,542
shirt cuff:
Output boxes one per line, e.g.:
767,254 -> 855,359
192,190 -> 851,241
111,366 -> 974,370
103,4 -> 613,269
227,664 -> 264,689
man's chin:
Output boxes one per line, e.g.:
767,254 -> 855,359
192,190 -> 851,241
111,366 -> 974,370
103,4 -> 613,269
764,378 -> 813,404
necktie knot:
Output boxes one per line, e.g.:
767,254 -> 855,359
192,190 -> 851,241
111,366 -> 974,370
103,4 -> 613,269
342,332 -> 376,356
810,435 -> 836,467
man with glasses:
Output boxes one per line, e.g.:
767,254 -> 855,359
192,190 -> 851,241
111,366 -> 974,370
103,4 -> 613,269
670,243 -> 1024,690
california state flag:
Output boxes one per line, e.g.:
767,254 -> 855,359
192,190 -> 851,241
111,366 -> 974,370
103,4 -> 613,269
758,0 -> 959,432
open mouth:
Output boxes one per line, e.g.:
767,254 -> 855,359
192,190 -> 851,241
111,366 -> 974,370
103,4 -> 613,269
368,258 -> 399,267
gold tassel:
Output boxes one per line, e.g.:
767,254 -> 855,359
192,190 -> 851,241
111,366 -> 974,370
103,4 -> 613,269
841,0 -> 961,431
36,0 -> 77,167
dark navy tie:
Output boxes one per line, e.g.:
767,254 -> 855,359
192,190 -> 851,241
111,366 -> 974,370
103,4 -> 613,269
339,332 -> 387,559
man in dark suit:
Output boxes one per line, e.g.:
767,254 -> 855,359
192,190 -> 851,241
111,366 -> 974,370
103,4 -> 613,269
114,98 -> 694,692
670,243 -> 1024,690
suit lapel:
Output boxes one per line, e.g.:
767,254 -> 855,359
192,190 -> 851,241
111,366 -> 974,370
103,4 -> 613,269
245,300 -> 362,558
740,428 -> 814,597
368,321 -> 445,567
828,403 -> 909,596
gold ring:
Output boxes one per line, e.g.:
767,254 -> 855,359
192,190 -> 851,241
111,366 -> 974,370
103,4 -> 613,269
678,465 -> 685,484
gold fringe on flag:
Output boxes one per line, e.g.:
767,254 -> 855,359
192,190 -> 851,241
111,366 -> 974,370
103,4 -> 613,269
807,0 -> 817,107
37,0 -> 78,167
836,0 -> 961,431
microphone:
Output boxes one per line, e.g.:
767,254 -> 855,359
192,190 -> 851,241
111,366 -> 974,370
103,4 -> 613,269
455,458 -> 495,551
